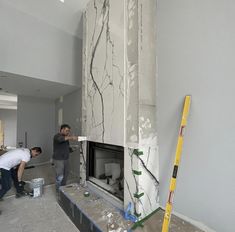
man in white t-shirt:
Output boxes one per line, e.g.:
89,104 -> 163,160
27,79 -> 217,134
0,147 -> 42,205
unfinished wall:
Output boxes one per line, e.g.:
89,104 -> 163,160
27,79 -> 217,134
55,89 -> 82,181
0,109 -> 17,147
17,96 -> 55,165
157,1 -> 235,231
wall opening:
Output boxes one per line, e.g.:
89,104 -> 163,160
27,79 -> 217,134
0,91 -> 17,149
87,141 -> 124,201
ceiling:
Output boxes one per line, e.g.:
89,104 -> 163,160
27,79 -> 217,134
2,0 -> 90,38
0,71 -> 79,101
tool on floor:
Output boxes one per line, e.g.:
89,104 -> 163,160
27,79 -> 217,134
84,191 -> 90,197
124,202 -> 137,223
161,95 -> 191,232
25,165 -> 35,169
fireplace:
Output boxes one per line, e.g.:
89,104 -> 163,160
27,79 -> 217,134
86,141 -> 124,201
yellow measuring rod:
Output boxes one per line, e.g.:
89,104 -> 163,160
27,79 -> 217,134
161,95 -> 191,232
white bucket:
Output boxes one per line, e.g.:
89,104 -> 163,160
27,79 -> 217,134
29,178 -> 45,198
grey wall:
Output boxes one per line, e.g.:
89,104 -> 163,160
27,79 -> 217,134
0,1 -> 82,87
55,89 -> 82,180
17,96 -> 55,165
157,1 -> 235,232
0,109 -> 17,147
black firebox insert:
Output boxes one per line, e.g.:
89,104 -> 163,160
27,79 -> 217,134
86,141 -> 124,200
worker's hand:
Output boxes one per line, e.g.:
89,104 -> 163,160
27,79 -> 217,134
71,136 -> 78,141
66,135 -> 78,141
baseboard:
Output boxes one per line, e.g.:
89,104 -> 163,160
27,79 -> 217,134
160,205 -> 216,232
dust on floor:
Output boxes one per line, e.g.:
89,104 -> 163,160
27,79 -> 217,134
134,208 -> 204,232
0,185 -> 80,232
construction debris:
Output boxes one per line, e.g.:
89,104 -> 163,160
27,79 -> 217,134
59,184 -> 133,232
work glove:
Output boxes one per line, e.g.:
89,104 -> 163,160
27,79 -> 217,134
18,181 -> 25,186
18,181 -> 25,193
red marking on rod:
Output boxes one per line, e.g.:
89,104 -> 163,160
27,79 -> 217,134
180,126 -> 185,136
168,191 -> 174,204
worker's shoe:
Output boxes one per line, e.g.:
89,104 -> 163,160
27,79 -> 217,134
15,191 -> 28,198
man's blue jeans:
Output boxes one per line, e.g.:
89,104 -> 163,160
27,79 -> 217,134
53,159 -> 69,192
0,168 -> 12,199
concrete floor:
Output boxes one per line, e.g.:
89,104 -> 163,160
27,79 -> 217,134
0,185 -> 80,232
1,164 -> 205,232
134,209 -> 204,232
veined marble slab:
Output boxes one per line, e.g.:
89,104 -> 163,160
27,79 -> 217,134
82,0 -> 159,220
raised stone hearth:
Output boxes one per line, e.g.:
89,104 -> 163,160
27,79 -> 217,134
59,184 -> 133,232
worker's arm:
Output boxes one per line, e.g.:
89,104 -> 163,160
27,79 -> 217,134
65,135 -> 77,141
17,161 -> 26,182
56,134 -> 77,143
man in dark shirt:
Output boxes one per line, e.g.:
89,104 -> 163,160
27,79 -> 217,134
53,124 -> 77,191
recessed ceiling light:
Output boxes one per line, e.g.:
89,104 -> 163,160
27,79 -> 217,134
60,0 -> 64,2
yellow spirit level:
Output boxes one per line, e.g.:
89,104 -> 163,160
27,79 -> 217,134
161,95 -> 191,232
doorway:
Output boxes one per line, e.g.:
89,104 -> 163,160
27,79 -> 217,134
0,91 -> 17,149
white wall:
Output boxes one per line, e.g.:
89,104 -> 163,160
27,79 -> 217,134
17,96 -> 55,165
0,109 -> 17,147
55,89 -> 82,134
157,1 -> 235,232
0,1 -> 82,87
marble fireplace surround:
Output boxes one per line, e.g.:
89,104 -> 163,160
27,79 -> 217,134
81,0 -> 159,220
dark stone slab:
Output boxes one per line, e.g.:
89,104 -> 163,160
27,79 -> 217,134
58,183 -> 133,232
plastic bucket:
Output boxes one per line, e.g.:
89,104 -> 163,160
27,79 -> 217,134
29,178 -> 44,198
